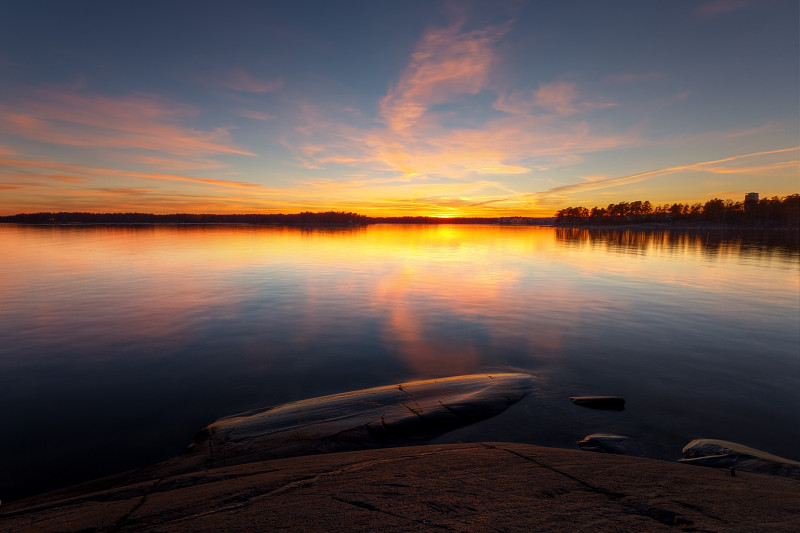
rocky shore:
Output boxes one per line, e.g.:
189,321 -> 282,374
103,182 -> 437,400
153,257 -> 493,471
3,374 -> 798,531
3,442 -> 799,532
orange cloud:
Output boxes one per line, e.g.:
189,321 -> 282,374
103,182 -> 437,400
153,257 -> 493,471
0,91 -> 255,159
379,21 -> 510,132
494,82 -> 616,116
127,172 -> 258,188
111,154 -> 227,172
0,183 -> 289,214
534,82 -> 581,116
293,93 -> 631,186
290,19 -> 632,185
534,82 -> 615,115
0,156 -> 264,189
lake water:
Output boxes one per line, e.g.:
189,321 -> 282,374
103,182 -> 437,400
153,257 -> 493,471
1,224 -> 798,500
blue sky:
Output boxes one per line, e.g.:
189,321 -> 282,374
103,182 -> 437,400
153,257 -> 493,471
0,0 -> 797,216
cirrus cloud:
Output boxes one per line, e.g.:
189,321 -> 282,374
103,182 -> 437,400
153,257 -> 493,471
0,89 -> 256,166
292,18 -> 631,183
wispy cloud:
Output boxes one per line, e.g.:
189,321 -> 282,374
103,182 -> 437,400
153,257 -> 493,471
534,81 -> 613,115
379,20 -> 510,132
0,185 -> 289,214
0,90 -> 255,162
0,156 -> 263,189
524,146 -> 800,202
697,160 -> 799,175
293,19 -> 631,183
111,154 -> 227,172
220,68 -> 283,93
494,82 -> 615,116
237,110 -> 276,121
0,152 -> 290,214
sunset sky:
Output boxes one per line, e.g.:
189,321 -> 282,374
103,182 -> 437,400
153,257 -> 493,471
1,0 -> 797,217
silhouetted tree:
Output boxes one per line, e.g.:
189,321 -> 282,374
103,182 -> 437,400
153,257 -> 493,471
553,194 -> 798,227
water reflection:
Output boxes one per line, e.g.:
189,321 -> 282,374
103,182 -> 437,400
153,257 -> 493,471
555,227 -> 799,260
0,224 -> 798,501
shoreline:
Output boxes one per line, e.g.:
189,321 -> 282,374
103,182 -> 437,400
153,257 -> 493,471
3,221 -> 798,231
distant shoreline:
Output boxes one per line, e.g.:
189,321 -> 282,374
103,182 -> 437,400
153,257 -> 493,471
2,221 -> 797,230
1,212 -> 797,229
0,211 -> 555,226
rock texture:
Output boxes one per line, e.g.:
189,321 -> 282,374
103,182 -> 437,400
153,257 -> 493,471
177,372 -> 534,472
3,442 -> 799,532
680,439 -> 800,479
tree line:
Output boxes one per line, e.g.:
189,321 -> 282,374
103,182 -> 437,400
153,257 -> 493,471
0,212 -> 554,226
554,194 -> 799,227
0,211 -> 370,226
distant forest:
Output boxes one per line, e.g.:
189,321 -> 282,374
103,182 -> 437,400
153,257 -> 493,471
0,211 -> 371,226
0,211 -> 547,226
555,194 -> 799,227
2,194 -> 798,227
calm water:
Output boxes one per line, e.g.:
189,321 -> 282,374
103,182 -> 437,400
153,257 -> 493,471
1,224 -> 798,500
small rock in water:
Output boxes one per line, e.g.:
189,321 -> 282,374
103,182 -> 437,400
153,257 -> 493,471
569,396 -> 625,411
578,434 -> 629,454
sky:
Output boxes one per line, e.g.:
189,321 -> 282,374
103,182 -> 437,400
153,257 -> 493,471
0,0 -> 797,217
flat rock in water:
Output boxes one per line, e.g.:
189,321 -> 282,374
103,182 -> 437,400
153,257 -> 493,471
679,439 -> 800,479
167,373 -> 534,475
569,396 -> 625,410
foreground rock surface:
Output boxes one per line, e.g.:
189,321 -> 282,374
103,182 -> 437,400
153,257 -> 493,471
3,443 -> 799,532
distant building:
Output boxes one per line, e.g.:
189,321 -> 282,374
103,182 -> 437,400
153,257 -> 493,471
744,192 -> 759,212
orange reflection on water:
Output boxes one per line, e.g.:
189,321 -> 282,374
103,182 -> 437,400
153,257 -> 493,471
373,266 -> 481,377
2,224 -> 796,374
360,226 -> 566,375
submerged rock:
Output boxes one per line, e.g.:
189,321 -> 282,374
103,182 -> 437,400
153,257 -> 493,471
179,373 -> 534,471
577,433 -> 643,456
569,396 -> 625,411
679,439 -> 800,479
